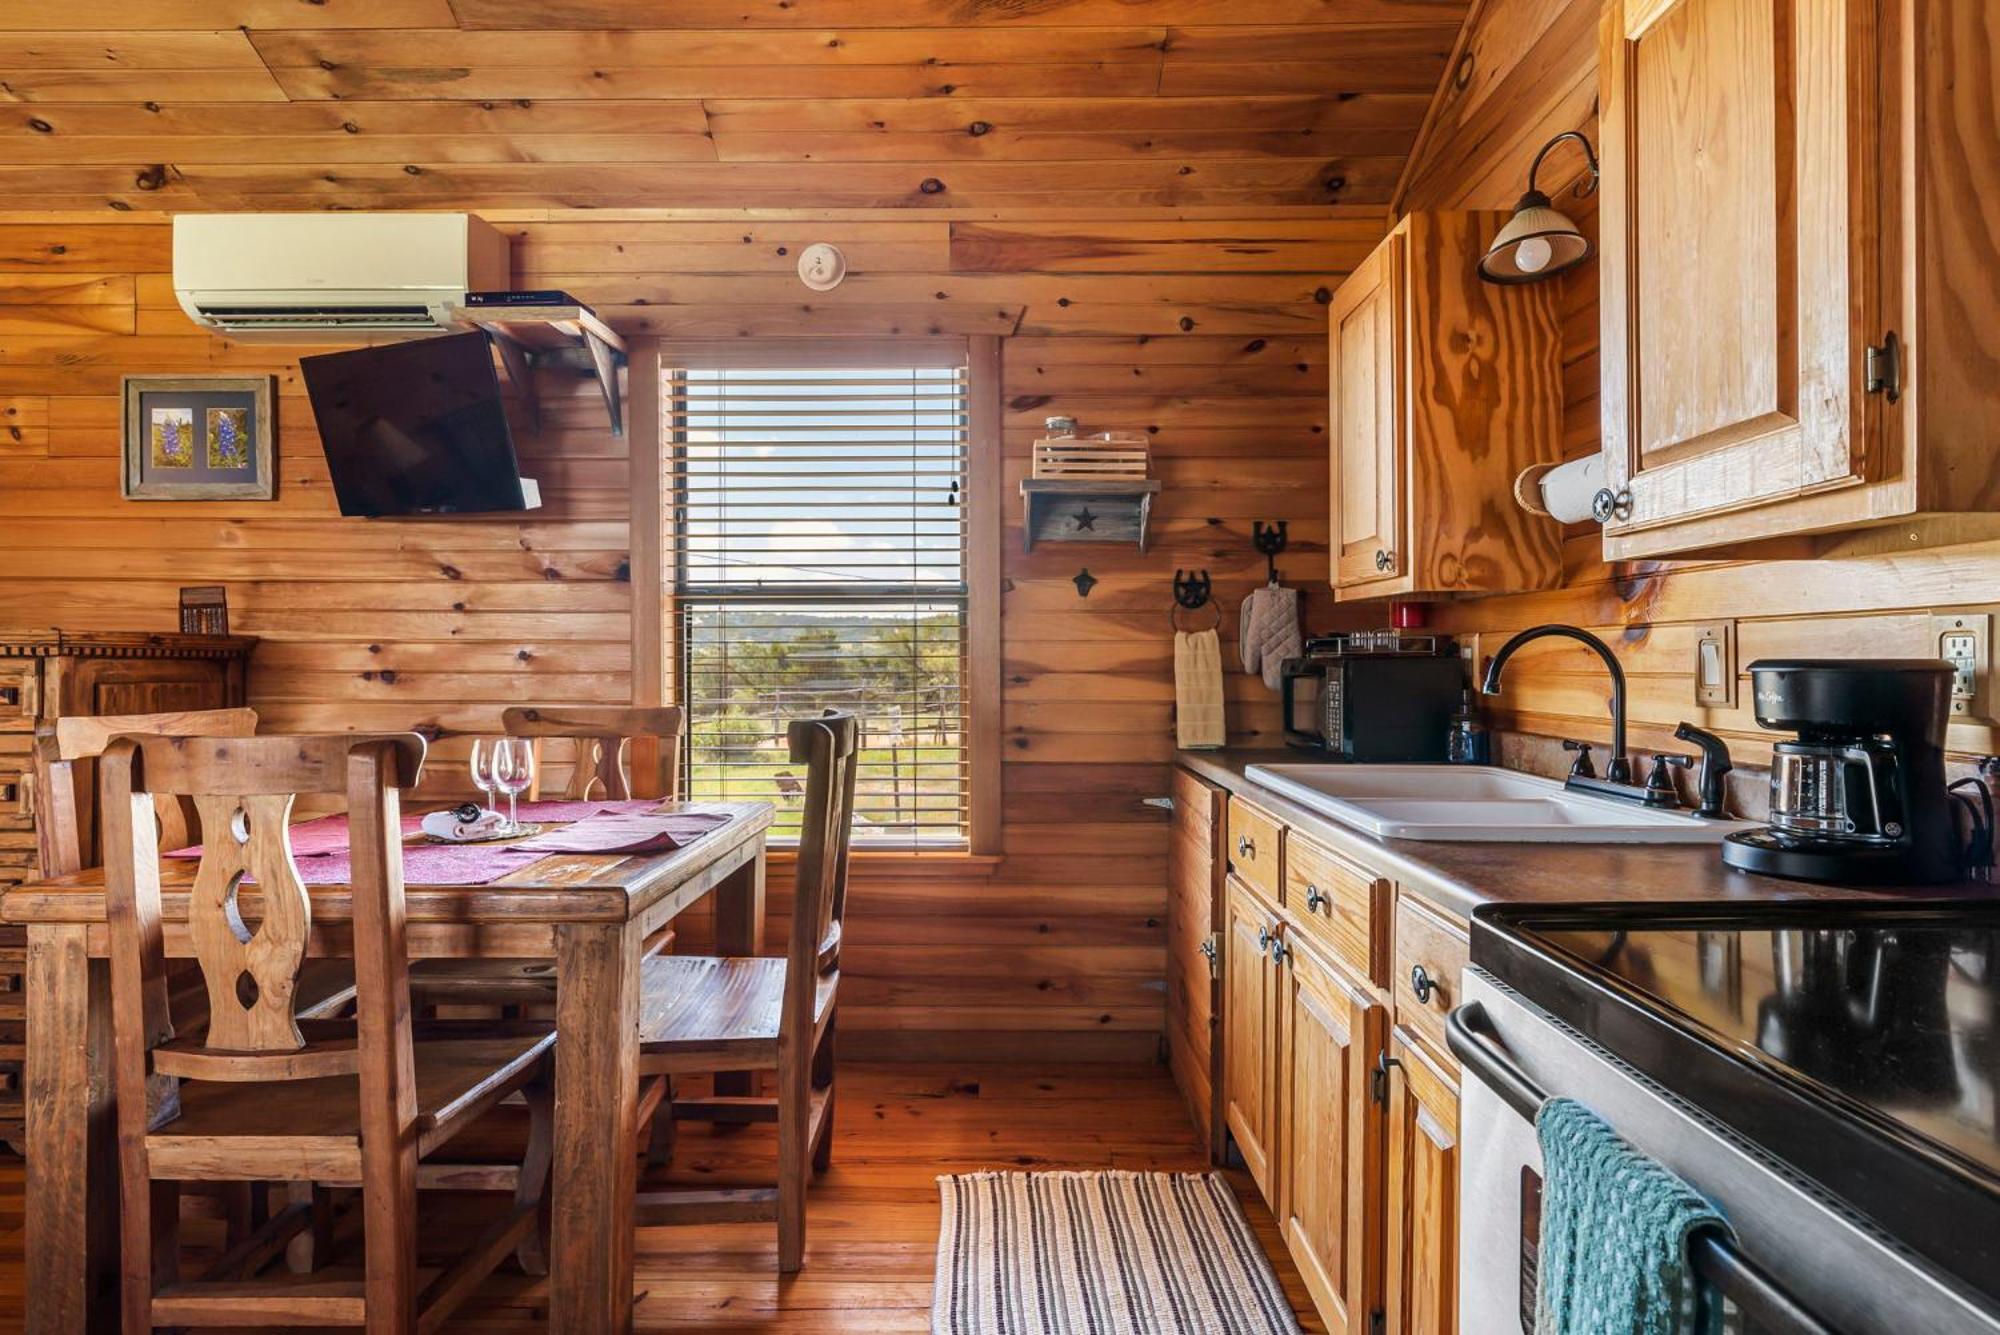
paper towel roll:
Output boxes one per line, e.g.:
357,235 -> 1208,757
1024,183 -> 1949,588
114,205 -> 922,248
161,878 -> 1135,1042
1514,454 -> 1606,524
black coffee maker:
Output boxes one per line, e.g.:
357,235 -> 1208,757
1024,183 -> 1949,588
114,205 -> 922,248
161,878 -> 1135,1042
1723,659 -> 1957,884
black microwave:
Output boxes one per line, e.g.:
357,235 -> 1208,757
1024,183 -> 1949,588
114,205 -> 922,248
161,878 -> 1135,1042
1280,635 -> 1463,762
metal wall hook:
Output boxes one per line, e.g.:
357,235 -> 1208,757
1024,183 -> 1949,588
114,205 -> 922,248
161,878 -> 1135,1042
1252,520 -> 1289,583
1172,569 -> 1212,609
1171,568 -> 1221,632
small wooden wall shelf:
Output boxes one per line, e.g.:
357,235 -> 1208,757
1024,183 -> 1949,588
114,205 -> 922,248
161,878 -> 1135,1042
1019,478 -> 1162,554
445,302 -> 629,437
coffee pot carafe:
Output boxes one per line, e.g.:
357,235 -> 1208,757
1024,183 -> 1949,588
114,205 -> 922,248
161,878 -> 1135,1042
1723,659 -> 1956,884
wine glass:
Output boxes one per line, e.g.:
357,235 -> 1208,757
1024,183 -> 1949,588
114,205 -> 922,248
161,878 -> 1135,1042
469,738 -> 499,815
492,737 -> 535,833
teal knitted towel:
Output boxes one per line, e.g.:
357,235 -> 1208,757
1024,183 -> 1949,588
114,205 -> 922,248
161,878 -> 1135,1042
1534,1097 -> 1728,1335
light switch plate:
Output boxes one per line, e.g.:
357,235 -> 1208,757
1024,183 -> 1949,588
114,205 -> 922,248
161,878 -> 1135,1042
1930,612 -> 1992,719
1692,620 -> 1736,707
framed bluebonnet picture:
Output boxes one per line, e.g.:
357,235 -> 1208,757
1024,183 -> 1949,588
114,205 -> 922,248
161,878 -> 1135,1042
122,375 -> 275,500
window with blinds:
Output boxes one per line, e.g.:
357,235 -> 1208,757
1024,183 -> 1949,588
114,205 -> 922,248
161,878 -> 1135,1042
669,354 -> 970,848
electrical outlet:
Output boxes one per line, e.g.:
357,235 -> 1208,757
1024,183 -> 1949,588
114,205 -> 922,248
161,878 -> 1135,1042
1931,613 -> 1992,719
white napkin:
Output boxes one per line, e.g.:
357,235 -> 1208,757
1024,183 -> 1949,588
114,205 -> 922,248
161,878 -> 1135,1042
420,807 -> 511,842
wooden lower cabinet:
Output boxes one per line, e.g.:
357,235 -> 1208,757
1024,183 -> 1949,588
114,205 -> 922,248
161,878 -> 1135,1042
1276,923 -> 1385,1335
1223,873 -> 1281,1199
1383,1026 -> 1460,1335
1167,767 -> 1226,1156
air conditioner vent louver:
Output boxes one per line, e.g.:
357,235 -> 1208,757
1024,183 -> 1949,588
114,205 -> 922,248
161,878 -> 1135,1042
193,306 -> 441,329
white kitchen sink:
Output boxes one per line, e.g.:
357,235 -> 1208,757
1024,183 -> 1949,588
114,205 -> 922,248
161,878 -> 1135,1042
1242,763 -> 1753,843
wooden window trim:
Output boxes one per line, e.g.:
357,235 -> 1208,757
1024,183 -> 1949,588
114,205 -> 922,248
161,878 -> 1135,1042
626,335 -> 1002,856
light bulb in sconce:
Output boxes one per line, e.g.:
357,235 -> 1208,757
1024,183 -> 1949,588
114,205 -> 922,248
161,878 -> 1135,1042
1511,235 -> 1553,274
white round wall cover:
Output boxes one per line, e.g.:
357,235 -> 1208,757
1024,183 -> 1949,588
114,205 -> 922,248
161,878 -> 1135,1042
797,242 -> 847,291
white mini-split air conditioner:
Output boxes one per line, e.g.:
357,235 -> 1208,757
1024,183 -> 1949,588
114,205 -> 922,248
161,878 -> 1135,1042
172,212 -> 510,339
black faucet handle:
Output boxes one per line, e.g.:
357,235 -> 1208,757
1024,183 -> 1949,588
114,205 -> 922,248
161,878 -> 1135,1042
1646,753 -> 1694,805
1561,738 -> 1596,779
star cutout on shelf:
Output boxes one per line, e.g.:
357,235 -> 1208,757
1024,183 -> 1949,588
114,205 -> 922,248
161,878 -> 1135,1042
1071,507 -> 1098,531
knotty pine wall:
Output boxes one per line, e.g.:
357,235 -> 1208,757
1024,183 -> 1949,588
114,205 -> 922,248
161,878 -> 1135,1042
1396,0 -> 2000,774
0,208 -> 1375,1060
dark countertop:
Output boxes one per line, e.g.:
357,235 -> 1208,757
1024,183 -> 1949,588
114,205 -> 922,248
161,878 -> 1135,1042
1178,747 -> 2000,923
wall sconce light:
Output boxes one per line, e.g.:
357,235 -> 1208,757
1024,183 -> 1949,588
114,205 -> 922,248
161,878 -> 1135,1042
1479,130 -> 1600,285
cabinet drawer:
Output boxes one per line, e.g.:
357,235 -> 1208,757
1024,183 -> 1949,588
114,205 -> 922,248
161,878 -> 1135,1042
1284,832 -> 1387,987
0,659 -> 36,731
1226,797 -> 1284,902
1392,893 -> 1469,1068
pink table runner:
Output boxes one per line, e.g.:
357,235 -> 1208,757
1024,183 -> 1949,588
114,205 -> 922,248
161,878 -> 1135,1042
165,799 -> 731,887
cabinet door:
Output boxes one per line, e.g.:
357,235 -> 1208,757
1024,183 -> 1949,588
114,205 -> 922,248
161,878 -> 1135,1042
1222,875 -> 1278,1200
1277,929 -> 1384,1335
1167,768 -> 1225,1157
1384,1027 -> 1459,1335
1600,0 -> 1883,550
1329,231 -> 1405,590
56,656 -> 234,718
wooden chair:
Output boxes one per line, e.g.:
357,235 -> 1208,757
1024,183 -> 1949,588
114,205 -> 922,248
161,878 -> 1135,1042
633,710 -> 858,1273
408,704 -> 687,1009
503,704 -> 685,802
100,732 -> 556,1333
35,707 -> 357,1017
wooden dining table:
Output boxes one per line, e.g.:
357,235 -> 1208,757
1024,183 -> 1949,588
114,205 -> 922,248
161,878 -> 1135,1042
3,796 -> 774,1335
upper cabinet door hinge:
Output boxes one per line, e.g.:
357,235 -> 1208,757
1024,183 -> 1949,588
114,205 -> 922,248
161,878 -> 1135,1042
1865,331 -> 1902,403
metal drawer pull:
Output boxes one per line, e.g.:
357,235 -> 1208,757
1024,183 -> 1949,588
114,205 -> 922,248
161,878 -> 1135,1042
1304,884 -> 1327,912
1269,936 -> 1289,966
1236,834 -> 1255,858
1257,927 -> 1272,953
1446,1003 -> 1836,1335
1409,963 -> 1435,1003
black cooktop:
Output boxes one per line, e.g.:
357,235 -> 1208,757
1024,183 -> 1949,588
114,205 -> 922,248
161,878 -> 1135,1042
1471,899 -> 2000,1307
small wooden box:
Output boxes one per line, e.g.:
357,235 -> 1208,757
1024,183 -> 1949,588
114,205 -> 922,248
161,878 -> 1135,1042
1031,432 -> 1150,480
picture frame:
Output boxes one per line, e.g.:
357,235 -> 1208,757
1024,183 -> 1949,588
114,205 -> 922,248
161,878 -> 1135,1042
122,375 -> 275,501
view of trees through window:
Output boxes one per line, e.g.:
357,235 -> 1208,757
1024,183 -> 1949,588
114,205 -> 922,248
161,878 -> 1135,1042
670,361 -> 970,846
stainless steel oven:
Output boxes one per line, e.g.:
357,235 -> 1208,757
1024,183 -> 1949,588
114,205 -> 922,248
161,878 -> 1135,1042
1451,972 -> 1999,1334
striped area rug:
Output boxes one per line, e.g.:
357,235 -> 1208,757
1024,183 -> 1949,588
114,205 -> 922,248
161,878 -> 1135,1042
931,1171 -> 1304,1335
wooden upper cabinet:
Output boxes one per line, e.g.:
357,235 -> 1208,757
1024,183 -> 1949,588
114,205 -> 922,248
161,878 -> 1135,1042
1328,213 -> 1564,602
1330,233 -> 1405,592
1599,0 -> 2000,557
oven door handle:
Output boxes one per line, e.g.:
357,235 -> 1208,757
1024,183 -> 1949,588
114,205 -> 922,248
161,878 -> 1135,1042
1447,1002 -> 1837,1335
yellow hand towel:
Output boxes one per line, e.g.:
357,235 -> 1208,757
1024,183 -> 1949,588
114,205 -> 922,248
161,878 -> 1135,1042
1175,627 -> 1227,750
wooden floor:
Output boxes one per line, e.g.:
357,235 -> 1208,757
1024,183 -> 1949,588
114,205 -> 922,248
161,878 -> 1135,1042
0,1063 -> 1321,1333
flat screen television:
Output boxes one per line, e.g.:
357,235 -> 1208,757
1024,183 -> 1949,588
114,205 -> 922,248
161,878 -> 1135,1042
301,331 -> 534,517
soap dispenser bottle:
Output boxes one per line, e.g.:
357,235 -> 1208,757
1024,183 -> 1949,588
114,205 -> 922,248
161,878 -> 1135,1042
1446,689 -> 1491,765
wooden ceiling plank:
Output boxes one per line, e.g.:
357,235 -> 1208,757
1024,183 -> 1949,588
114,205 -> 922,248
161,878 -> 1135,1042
0,69 -> 288,102
0,99 -> 712,136
698,93 -> 1432,136
1160,20 -> 1466,64
709,127 -> 1418,164
248,26 -> 1174,68
0,0 -> 458,29
947,218 -> 1385,273
444,0 -> 1471,29
1160,59 -> 1450,96
266,62 -> 1169,101
0,134 -> 725,166
0,30 -> 270,69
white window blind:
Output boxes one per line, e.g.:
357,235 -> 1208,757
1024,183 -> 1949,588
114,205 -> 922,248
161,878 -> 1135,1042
670,355 -> 970,848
